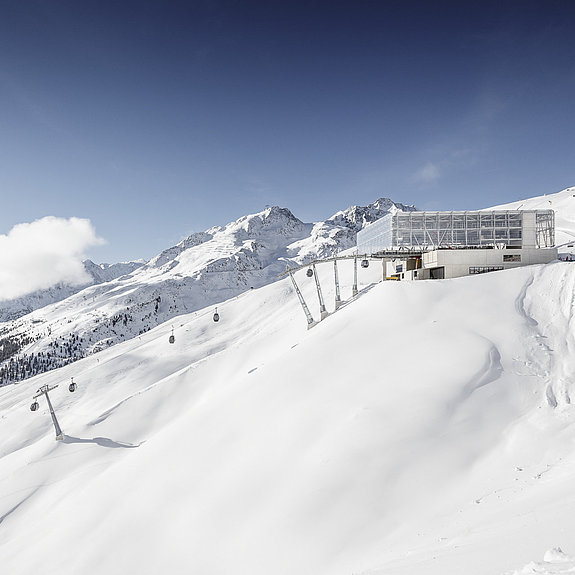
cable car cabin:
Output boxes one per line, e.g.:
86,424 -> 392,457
30,401 -> 39,411
306,268 -> 313,277
361,259 -> 369,268
69,382 -> 77,392
169,334 -> 175,344
213,309 -> 220,322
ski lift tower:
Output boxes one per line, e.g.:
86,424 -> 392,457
288,268 -> 316,329
30,384 -> 64,440
312,263 -> 329,320
333,258 -> 342,310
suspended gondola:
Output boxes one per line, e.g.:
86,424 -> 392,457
213,308 -> 220,322
69,377 -> 77,392
361,258 -> 369,268
306,268 -> 313,277
169,326 -> 175,344
30,401 -> 39,411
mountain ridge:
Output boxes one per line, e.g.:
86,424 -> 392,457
0,197 -> 414,384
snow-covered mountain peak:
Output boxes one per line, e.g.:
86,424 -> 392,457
216,205 -> 307,239
285,197 -> 417,261
327,197 -> 417,232
0,196 -> 416,385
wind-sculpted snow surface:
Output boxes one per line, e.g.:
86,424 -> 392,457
504,548 -> 575,574
1,260 -> 575,574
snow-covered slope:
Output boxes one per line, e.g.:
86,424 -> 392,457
0,259 -> 144,322
490,185 -> 575,247
0,199 -> 413,384
1,257 -> 575,574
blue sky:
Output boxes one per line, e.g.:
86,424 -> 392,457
1,0 -> 574,263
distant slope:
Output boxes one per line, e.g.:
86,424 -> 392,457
1,258 -> 575,574
0,260 -> 144,322
489,185 -> 575,246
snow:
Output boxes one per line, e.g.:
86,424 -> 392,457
490,186 -> 575,248
0,259 -> 144,322
1,250 -> 575,574
2,188 -> 575,574
0,200 -> 413,385
503,548 -> 575,574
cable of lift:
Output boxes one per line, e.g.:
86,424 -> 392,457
278,249 -> 424,277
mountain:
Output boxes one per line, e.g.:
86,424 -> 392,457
1,246 -> 575,574
289,197 -> 416,260
0,260 -> 145,323
0,198 -> 414,385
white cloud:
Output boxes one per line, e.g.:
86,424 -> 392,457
412,161 -> 441,185
0,216 -> 105,300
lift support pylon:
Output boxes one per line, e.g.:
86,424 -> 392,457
312,263 -> 328,320
288,270 -> 317,329
334,259 -> 342,309
352,256 -> 358,297
33,384 -> 63,440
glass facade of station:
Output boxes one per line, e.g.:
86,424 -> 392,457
356,210 -> 554,253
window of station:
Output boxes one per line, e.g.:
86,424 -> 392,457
481,229 -> 494,240
467,215 -> 480,228
454,230 -> 466,243
411,215 -> 424,228
508,213 -> 522,227
467,230 -> 480,243
469,266 -> 504,274
480,214 -> 494,227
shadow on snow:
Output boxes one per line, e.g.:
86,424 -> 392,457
61,435 -> 141,449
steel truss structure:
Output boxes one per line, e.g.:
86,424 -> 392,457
357,210 -> 555,253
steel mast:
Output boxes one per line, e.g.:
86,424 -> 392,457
33,385 -> 63,440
